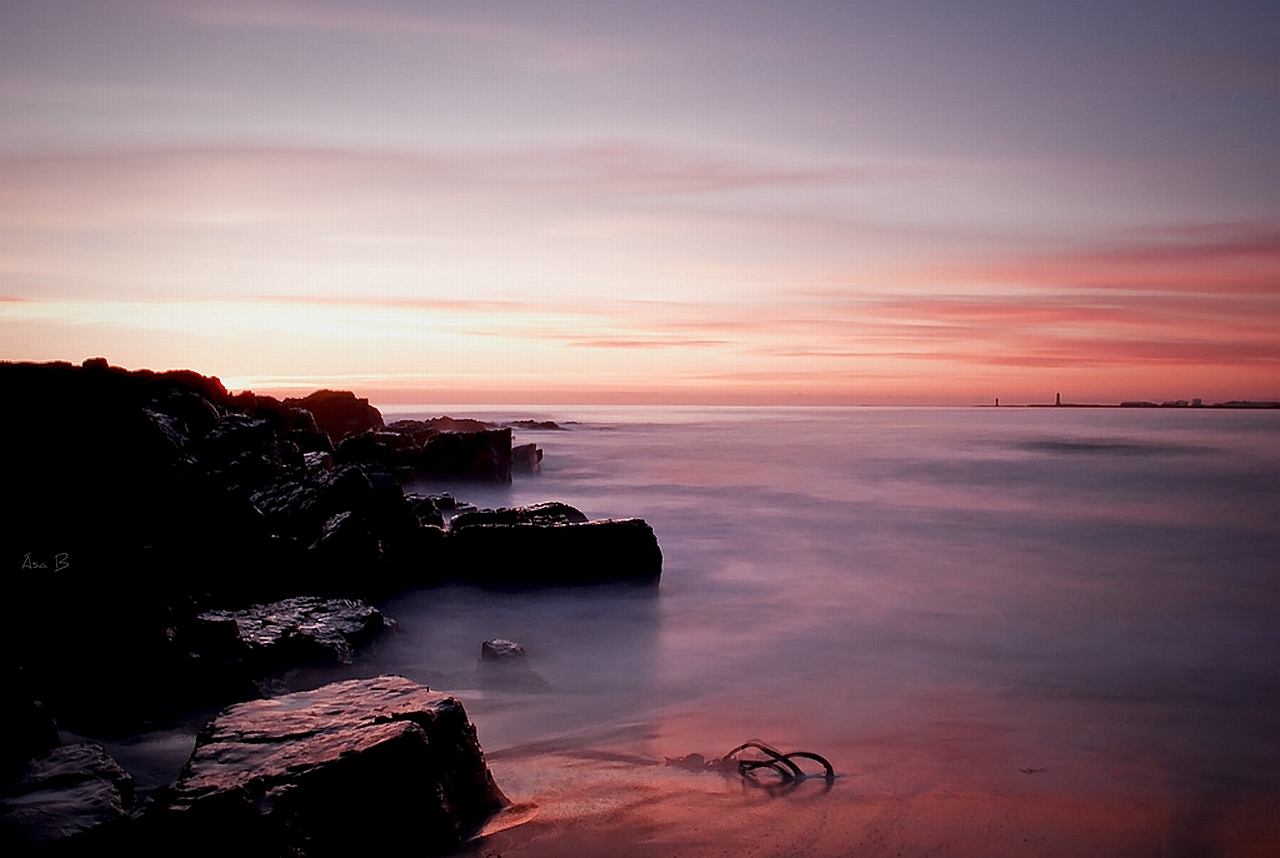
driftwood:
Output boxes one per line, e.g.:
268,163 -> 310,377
665,739 -> 836,795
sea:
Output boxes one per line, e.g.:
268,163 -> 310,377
107,406 -> 1280,856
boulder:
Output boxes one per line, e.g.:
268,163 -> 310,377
448,518 -> 663,585
149,676 -> 508,857
418,428 -> 512,484
0,742 -> 135,854
282,390 -> 384,443
512,442 -> 543,475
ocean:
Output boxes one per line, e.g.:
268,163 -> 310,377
111,406 -> 1280,856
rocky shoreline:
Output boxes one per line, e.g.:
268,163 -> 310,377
0,359 -> 662,855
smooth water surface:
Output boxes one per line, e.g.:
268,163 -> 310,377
365,406 -> 1279,854
109,406 -> 1280,855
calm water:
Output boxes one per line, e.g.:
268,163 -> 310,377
380,406 -> 1278,852
111,406 -> 1280,853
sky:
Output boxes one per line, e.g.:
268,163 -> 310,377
1,0 -> 1277,405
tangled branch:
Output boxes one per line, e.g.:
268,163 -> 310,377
665,739 -> 836,795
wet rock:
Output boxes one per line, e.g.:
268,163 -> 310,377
227,391 -> 321,435
187,596 -> 395,673
335,430 -> 419,469
505,420 -> 565,431
512,442 -> 543,475
302,450 -> 333,472
309,510 -> 384,567
408,494 -> 447,528
0,742 -> 135,854
282,390 -> 384,443
451,502 -> 589,530
149,676 -> 508,857
448,518 -> 663,585
480,638 -> 527,662
476,639 -> 549,692
250,464 -> 378,541
197,413 -> 301,492
418,428 -> 512,484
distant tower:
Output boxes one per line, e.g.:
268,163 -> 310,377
1055,392 -> 1061,406
995,397 -> 999,407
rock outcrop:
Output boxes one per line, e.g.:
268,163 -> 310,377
0,742 -> 135,854
0,359 -> 662,741
148,676 -> 507,857
281,390 -> 385,442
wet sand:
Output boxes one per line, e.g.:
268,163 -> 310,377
463,690 -> 1279,858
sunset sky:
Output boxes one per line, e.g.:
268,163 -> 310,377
2,1 -> 1277,404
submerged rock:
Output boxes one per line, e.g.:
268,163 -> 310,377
476,639 -> 548,691
149,676 -> 507,857
479,638 -> 527,662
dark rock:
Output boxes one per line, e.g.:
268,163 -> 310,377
0,667 -> 62,782
505,420 -> 565,431
309,510 -> 384,567
249,464 -> 376,541
479,638 -> 527,662
197,413 -> 302,492
282,390 -> 384,443
0,742 -> 135,853
186,596 -> 394,674
228,391 -> 321,434
426,493 -> 473,513
335,430 -> 419,469
448,518 -> 663,585
385,418 -> 439,446
418,428 -> 512,484
149,676 -> 508,857
387,416 -> 493,446
302,450 -> 333,472
280,428 -> 335,455
408,495 -> 447,528
476,639 -> 549,692
512,442 -> 543,475
451,502 -> 589,530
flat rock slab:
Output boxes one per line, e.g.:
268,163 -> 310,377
190,595 -> 394,670
153,675 -> 507,857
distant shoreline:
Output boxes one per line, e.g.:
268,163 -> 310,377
979,401 -> 1280,409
